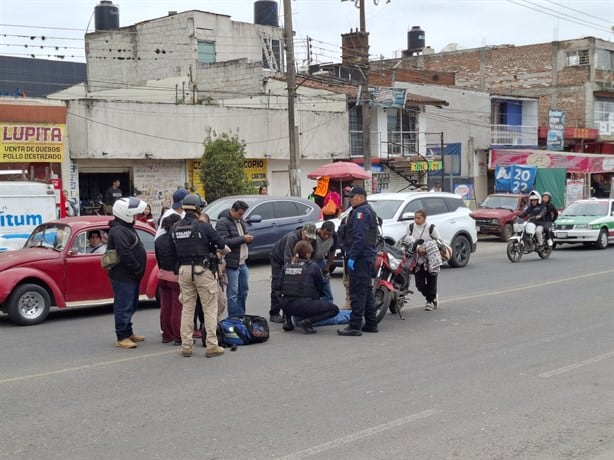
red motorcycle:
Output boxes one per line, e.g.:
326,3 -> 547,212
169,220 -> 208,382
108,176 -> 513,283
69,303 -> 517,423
373,239 -> 414,321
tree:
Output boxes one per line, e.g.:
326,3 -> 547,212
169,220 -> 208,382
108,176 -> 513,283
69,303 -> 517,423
200,132 -> 254,202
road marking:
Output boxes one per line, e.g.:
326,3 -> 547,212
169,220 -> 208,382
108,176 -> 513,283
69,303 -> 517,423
539,350 -> 614,379
276,409 -> 439,459
0,349 -> 177,385
438,269 -> 614,306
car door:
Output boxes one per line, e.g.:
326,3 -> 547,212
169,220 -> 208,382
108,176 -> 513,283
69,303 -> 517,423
64,228 -> 114,303
244,201 -> 276,255
274,200 -> 310,238
420,197 -> 455,242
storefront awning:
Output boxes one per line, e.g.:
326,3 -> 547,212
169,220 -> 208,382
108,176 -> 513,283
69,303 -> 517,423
489,149 -> 614,174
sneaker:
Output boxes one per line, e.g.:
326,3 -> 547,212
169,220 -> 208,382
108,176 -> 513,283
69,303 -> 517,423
128,334 -> 145,342
269,314 -> 284,323
297,319 -> 317,334
424,302 -> 434,311
205,346 -> 225,358
547,239 -> 553,247
182,348 -> 192,357
433,295 -> 439,309
337,327 -> 362,336
116,338 -> 137,349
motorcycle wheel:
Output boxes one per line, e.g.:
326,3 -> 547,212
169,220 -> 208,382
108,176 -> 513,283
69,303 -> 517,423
373,285 -> 392,323
538,246 -> 552,259
506,241 -> 523,262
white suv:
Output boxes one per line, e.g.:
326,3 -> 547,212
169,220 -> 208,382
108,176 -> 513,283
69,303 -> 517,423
331,192 -> 478,268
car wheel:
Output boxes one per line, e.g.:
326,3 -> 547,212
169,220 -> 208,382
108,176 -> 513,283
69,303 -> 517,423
595,228 -> 609,249
448,235 -> 471,268
500,224 -> 513,242
7,283 -> 51,326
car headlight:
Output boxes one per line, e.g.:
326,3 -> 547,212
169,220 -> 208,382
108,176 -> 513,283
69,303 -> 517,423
388,254 -> 402,270
491,218 -> 500,224
574,224 -> 589,229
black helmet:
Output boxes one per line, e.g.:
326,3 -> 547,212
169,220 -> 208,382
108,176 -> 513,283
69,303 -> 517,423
181,194 -> 202,211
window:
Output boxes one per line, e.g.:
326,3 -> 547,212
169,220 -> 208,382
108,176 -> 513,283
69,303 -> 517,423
444,197 -> 467,212
565,50 -> 589,66
197,40 -> 216,64
421,197 -> 449,216
137,229 -> 155,252
401,199 -> 424,215
594,99 -> 614,135
595,49 -> 613,70
251,202 -> 274,220
275,201 -> 299,219
387,109 -> 417,156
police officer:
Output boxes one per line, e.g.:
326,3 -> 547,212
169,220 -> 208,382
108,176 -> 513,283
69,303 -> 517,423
281,241 -> 339,334
170,194 -> 228,358
337,186 -> 379,336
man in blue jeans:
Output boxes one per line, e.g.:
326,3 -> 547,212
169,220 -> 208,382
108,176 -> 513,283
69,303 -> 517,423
215,200 -> 253,316
106,197 -> 148,348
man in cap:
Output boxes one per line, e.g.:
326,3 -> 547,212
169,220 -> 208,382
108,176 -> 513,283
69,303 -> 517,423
337,186 -> 379,336
269,222 -> 317,324
155,188 -> 189,239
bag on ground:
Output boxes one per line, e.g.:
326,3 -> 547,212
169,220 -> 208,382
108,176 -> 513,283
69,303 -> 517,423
217,315 -> 270,346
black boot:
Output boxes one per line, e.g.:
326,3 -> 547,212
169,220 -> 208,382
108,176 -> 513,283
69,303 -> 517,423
282,314 -> 294,331
297,319 -> 316,334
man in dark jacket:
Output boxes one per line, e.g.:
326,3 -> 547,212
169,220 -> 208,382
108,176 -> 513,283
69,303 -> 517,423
107,197 -> 148,349
269,223 -> 317,324
215,200 -> 253,317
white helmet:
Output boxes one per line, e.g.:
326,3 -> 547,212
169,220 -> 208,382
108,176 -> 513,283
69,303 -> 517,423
529,191 -> 541,204
113,197 -> 147,223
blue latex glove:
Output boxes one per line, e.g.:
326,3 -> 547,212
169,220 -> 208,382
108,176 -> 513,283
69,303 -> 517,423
347,258 -> 355,271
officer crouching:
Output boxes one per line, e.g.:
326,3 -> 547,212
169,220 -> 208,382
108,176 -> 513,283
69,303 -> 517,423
170,194 -> 229,358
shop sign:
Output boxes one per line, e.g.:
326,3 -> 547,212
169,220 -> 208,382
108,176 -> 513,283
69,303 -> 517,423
490,149 -> 614,174
0,123 -> 65,163
243,159 -> 268,187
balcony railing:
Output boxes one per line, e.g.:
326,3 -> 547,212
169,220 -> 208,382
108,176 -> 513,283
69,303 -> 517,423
491,124 -> 538,146
349,130 -> 415,158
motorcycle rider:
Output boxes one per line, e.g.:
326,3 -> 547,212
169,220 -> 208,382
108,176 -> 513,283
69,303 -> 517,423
519,191 -> 546,247
540,192 -> 559,246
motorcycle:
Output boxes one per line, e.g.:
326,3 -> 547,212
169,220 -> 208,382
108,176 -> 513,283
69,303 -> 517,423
373,238 -> 414,321
506,217 -> 553,262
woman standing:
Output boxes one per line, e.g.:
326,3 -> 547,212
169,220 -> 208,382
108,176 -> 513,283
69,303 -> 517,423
136,204 -> 156,229
403,209 -> 442,311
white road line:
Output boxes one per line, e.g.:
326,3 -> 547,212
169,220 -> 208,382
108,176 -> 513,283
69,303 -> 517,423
276,409 -> 439,460
539,350 -> 614,379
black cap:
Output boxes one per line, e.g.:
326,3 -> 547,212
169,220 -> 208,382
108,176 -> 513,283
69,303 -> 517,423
347,186 -> 367,197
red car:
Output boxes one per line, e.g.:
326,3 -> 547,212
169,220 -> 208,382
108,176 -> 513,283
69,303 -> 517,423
0,216 -> 159,326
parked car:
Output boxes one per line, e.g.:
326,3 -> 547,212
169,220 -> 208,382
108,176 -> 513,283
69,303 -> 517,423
553,198 -> 614,249
0,216 -> 159,326
470,193 -> 529,241
325,191 -> 478,268
203,195 -> 322,259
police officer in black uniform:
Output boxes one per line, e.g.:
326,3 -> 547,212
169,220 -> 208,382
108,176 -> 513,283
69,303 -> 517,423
170,194 -> 228,358
337,186 -> 379,336
281,241 -> 339,334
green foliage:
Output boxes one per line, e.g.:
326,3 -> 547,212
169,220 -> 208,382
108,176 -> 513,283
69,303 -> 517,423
200,132 -> 254,202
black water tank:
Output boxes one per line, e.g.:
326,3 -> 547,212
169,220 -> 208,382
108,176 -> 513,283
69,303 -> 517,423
254,1 -> 278,27
95,0 -> 119,31
407,26 -> 425,53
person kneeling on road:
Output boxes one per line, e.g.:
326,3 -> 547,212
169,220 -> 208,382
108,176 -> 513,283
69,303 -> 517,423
280,241 -> 339,334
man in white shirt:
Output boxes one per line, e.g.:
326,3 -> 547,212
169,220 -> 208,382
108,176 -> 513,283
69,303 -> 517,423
155,189 -> 188,240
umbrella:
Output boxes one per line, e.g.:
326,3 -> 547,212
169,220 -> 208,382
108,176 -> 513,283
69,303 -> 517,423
307,161 -> 371,181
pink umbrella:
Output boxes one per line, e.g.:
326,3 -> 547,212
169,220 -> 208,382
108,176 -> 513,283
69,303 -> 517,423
307,161 -> 371,181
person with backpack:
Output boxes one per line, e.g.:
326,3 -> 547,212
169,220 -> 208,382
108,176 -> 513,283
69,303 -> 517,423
280,240 -> 339,334
403,208 -> 442,311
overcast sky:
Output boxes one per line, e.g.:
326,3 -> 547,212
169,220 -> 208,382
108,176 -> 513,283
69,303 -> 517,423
1,0 -> 612,64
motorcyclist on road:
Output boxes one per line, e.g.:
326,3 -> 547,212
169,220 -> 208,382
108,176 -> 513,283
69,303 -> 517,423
540,192 -> 559,246
519,191 -> 546,247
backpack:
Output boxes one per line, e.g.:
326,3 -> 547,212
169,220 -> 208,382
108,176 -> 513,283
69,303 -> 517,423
409,223 -> 452,262
216,315 -> 270,347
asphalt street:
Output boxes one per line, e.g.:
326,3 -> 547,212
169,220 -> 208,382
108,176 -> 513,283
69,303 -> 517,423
1,238 -> 613,459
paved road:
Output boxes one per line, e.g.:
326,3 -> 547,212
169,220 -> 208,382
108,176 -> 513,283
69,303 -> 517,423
1,239 -> 613,459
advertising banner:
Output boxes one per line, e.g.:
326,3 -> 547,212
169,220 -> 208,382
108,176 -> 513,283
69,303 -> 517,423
490,149 -> 614,174
495,164 -> 537,193
1,123 -> 65,163
547,109 -> 565,151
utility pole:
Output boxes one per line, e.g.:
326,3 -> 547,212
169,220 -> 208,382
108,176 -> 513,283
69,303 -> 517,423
283,0 -> 301,197
359,0 -> 372,193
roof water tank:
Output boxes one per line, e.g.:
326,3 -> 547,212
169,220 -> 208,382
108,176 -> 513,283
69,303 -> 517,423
254,1 -> 279,27
95,1 -> 119,31
407,26 -> 425,53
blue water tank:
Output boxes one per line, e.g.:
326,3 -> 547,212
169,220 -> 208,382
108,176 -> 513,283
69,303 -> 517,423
95,0 -> 119,31
407,26 -> 425,53
254,1 -> 279,27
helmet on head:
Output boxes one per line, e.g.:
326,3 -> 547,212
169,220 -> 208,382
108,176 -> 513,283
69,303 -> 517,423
181,194 -> 202,212
113,197 -> 147,223
542,192 -> 552,200
528,191 -> 541,204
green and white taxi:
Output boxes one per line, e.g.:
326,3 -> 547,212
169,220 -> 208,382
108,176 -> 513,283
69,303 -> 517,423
553,198 -> 614,249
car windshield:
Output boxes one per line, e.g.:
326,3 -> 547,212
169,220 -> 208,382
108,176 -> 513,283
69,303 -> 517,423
204,198 -> 254,222
368,200 -> 405,219
479,196 -> 519,210
25,224 -> 71,251
561,201 -> 608,217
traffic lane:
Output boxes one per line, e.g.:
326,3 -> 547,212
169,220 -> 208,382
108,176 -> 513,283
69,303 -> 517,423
1,243 -> 613,458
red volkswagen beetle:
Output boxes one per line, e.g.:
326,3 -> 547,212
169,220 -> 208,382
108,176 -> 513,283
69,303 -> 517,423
0,216 -> 159,326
